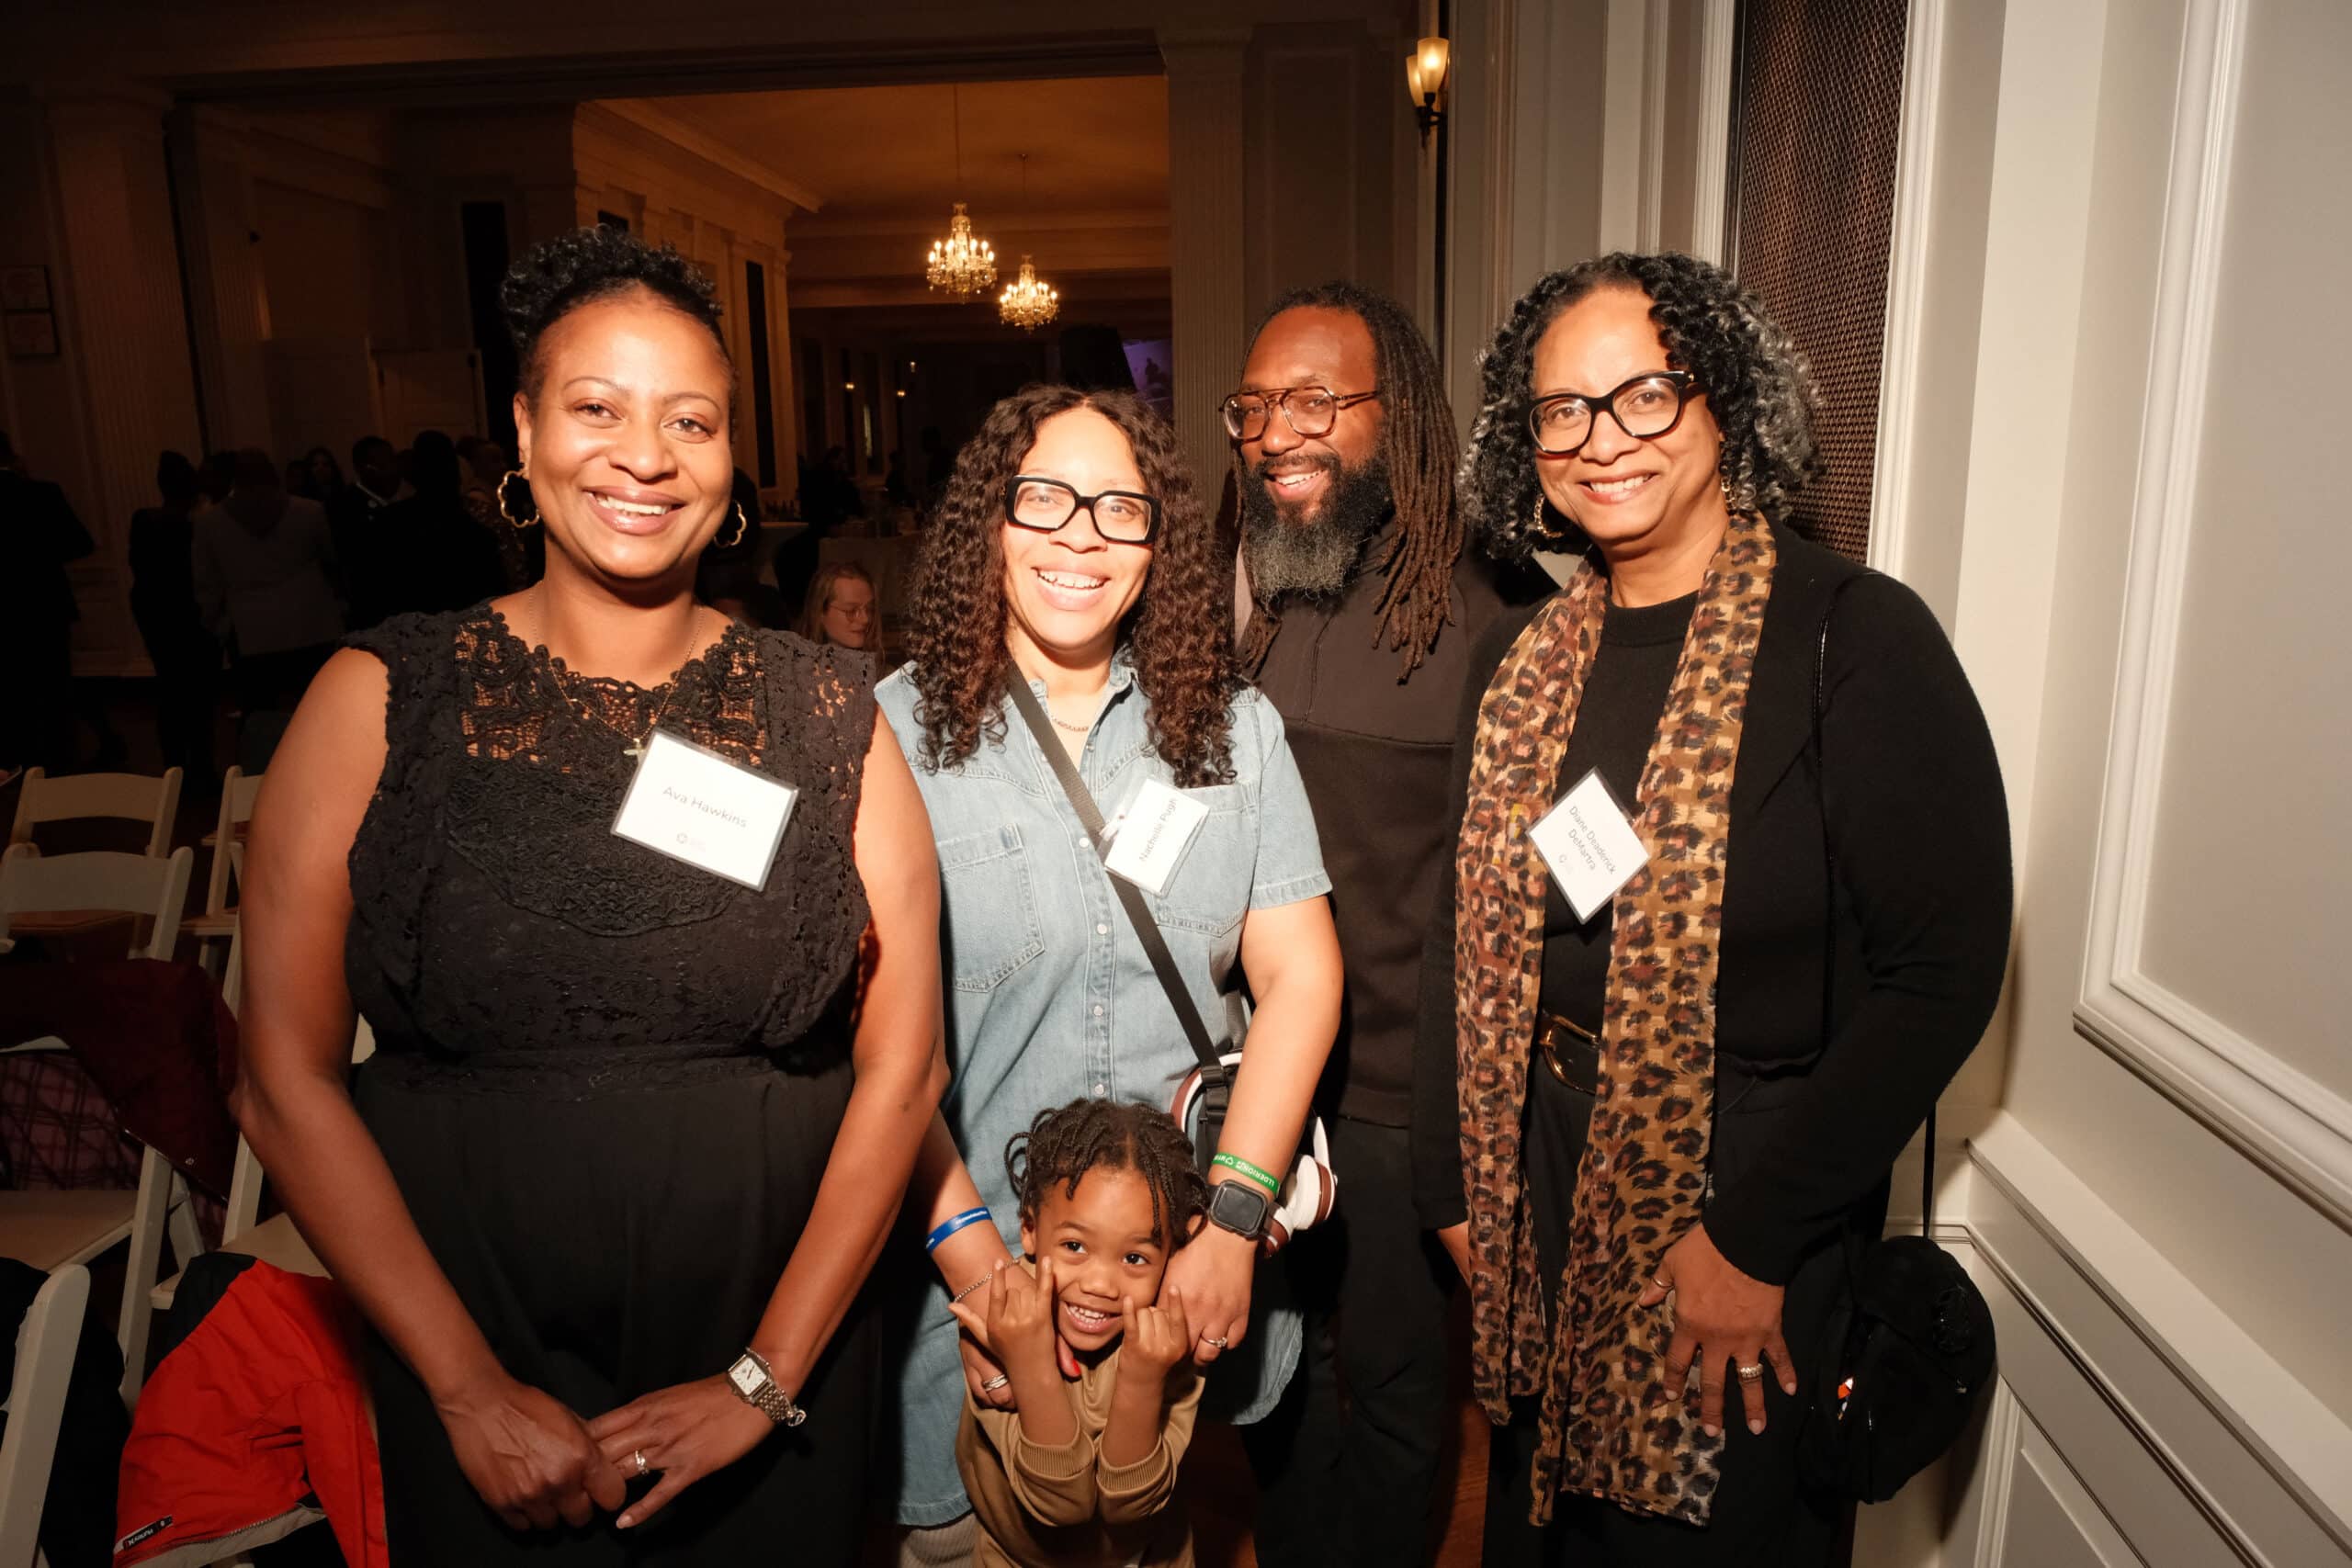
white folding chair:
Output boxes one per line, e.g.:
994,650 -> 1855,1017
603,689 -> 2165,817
182,767 -> 262,979
0,846 -> 201,1404
0,1263 -> 92,1568
6,767 -> 182,857
153,998 -> 370,1313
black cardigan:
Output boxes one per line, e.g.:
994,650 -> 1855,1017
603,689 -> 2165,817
1409,523 -> 2012,1284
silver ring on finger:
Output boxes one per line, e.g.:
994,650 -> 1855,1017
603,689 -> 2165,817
1202,1335 -> 1229,1350
1736,1361 -> 1767,1383
632,1449 -> 649,1477
980,1373 -> 1011,1391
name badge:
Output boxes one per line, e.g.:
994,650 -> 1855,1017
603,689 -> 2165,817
611,728 -> 797,889
1100,778 -> 1210,897
1528,768 -> 1649,922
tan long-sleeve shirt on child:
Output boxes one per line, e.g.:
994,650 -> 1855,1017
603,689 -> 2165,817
956,1335 -> 1204,1568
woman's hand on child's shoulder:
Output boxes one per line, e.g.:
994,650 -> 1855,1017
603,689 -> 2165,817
1120,1283 -> 1192,1382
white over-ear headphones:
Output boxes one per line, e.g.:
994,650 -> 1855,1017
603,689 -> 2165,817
1171,1053 -> 1338,1249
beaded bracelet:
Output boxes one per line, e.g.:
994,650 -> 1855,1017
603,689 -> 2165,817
925,1206 -> 992,1254
1211,1152 -> 1282,1198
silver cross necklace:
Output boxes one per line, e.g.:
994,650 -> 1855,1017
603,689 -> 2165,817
518,587 -> 709,760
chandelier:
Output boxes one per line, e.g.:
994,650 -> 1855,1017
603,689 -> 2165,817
924,87 -> 996,297
926,203 -> 996,297
999,255 -> 1059,331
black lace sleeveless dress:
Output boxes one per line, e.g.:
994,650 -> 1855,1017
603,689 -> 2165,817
342,607 -> 876,1565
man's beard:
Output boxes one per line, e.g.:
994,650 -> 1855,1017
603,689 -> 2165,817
1238,452 -> 1394,604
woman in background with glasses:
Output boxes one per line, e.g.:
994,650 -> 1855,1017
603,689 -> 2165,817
871,384 -> 1342,1563
1414,253 -> 2009,1564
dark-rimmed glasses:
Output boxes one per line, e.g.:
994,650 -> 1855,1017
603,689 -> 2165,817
1218,385 -> 1383,442
1527,371 -> 1699,457
1001,476 -> 1160,545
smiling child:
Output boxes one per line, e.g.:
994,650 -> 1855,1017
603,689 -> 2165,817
948,1100 -> 1211,1567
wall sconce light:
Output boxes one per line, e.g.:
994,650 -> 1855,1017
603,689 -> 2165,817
843,381 -> 855,390
1407,35 -> 1451,147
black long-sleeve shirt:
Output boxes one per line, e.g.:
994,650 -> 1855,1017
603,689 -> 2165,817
1411,523 -> 2012,1283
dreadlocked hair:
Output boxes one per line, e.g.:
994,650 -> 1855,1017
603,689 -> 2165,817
1235,281 -> 1464,682
1457,252 -> 1820,560
906,385 -> 1239,787
1006,1099 -> 1210,1250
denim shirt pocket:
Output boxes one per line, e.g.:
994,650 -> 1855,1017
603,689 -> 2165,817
1149,781 -> 1254,937
936,824 -> 1047,993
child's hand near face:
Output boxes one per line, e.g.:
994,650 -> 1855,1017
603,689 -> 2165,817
1119,1283 -> 1190,1382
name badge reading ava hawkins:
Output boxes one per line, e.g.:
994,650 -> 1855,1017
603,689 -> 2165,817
611,728 -> 797,890
1527,767 -> 1650,923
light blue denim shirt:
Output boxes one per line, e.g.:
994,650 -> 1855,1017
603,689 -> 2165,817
874,651 -> 1331,1527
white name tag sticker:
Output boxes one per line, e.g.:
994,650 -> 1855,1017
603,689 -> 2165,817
612,728 -> 797,890
1100,778 -> 1210,897
1528,768 -> 1650,923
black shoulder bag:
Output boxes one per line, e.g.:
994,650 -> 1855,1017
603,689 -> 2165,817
1794,581 -> 1996,1503
1001,678 -> 1335,1234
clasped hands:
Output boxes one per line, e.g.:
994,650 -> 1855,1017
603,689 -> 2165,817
438,1365 -> 775,1534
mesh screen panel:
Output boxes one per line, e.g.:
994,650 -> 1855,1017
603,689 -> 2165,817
1727,0 -> 1907,562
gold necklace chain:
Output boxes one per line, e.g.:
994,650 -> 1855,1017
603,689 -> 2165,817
519,589 -> 708,760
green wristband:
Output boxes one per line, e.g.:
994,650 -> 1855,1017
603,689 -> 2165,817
1212,1152 -> 1282,1197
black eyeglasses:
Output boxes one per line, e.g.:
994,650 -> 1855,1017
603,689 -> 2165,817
1002,476 -> 1160,544
1527,371 -> 1700,456
1218,385 -> 1383,442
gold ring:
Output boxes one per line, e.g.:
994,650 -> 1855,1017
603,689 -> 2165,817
1736,1362 -> 1767,1383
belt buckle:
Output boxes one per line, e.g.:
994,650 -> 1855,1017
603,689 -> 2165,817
1535,1012 -> 1599,1091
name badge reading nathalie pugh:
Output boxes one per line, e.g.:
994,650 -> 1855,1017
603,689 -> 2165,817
1101,778 -> 1211,897
612,729 -> 797,890
1527,768 -> 1650,923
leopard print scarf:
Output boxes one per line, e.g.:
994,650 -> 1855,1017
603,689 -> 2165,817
1453,513 -> 1774,1526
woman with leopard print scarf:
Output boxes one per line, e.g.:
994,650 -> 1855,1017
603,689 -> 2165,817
1410,253 -> 2010,1565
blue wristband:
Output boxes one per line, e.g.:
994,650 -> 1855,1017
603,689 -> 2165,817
925,1206 -> 992,1254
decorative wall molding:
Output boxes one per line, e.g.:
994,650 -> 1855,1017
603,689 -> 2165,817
586,99 -> 822,213
2072,0 -> 2352,1232
1962,1114 -> 2352,1562
1866,0 -> 1943,581
1688,0 -> 1736,265
1634,0 -> 1670,250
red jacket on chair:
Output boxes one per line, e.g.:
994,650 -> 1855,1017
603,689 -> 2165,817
115,1258 -> 386,1567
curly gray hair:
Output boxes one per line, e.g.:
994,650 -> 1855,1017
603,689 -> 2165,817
1458,252 -> 1819,560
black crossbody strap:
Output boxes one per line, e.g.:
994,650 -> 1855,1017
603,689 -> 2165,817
1003,676 -> 1231,1090
1812,577 -> 1935,1237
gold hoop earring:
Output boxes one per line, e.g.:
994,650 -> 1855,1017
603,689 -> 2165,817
497,468 -> 537,529
718,502 -> 749,550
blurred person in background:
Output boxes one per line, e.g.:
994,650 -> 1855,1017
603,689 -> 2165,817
193,447 -> 344,770
0,429 -> 98,779
129,449 -> 221,789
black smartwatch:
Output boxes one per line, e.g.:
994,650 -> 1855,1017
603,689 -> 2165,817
1206,1178 -> 1272,1243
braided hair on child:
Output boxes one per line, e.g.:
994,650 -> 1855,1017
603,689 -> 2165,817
1006,1099 -> 1210,1250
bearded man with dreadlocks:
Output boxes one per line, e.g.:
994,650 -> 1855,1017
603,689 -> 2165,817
1225,282 -> 1542,1567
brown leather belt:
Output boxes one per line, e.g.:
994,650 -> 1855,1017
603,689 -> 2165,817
1534,1010 -> 1601,1095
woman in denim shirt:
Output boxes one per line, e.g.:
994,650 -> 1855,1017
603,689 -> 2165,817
874,386 -> 1342,1562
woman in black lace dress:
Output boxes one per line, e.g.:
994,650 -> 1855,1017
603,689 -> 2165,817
233,229 -> 947,1564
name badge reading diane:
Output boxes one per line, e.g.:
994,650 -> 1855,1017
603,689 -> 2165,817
612,729 -> 797,890
1100,778 -> 1211,897
1527,768 -> 1650,923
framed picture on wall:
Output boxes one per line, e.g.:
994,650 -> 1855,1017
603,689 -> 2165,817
4,310 -> 60,357
0,266 -> 51,312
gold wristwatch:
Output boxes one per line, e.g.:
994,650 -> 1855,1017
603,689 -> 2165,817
725,1348 -> 808,1427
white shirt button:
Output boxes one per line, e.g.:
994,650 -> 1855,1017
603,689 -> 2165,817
1092,1004 -> 1105,1018
1093,1083 -> 1106,1096
1096,923 -> 1110,936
